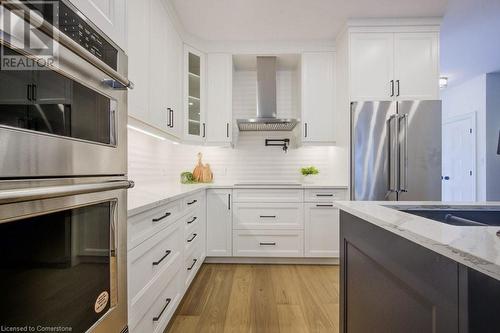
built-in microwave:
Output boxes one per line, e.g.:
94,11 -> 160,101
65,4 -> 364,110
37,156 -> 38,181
0,0 -> 132,178
0,178 -> 133,333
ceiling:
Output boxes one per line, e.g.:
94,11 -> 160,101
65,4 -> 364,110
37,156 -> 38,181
170,0 -> 448,42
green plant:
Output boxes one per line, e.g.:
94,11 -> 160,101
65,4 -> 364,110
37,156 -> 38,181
180,171 -> 197,184
300,166 -> 319,176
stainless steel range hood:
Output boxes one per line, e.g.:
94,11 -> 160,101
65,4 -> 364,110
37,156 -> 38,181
237,56 -> 299,131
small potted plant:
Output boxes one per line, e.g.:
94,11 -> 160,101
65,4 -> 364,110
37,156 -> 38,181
300,166 -> 319,184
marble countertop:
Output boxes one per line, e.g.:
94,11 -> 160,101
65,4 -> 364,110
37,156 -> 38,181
128,182 -> 348,217
335,201 -> 500,280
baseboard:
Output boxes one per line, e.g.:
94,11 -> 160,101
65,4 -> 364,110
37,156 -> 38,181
204,256 -> 339,265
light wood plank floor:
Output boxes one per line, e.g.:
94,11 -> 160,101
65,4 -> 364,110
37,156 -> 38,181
165,264 -> 340,333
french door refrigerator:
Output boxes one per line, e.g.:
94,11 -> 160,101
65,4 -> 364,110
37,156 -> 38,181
351,100 -> 442,201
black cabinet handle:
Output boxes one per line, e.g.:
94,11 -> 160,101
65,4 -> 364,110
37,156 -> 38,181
390,80 -> 395,97
152,250 -> 171,266
187,258 -> 197,270
304,123 -> 308,138
228,193 -> 231,210
187,216 -> 197,224
166,108 -> 171,127
226,123 -> 230,138
396,80 -> 400,97
259,242 -> 276,246
316,204 -> 334,207
152,298 -> 171,322
203,123 -> 206,138
187,199 -> 197,205
27,84 -> 32,101
316,194 -> 334,197
32,84 -> 37,101
152,212 -> 171,222
170,108 -> 174,128
260,215 -> 276,218
187,233 -> 198,243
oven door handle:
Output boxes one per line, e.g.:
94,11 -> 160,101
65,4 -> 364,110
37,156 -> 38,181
1,0 -> 134,90
0,180 -> 135,205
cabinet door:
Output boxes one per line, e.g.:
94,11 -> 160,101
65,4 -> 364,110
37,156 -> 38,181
206,189 -> 232,257
350,33 -> 394,101
301,52 -> 336,143
394,32 -> 439,100
164,16 -> 184,138
206,53 -> 233,144
148,0 -> 169,132
68,0 -> 126,51
184,47 -> 205,142
127,0 -> 150,123
304,203 -> 339,257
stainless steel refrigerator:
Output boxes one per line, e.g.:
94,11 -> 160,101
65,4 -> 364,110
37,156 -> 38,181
351,100 -> 442,201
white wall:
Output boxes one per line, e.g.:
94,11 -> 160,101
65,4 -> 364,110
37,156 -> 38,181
485,73 -> 500,200
441,75 -> 486,200
128,128 -> 348,189
440,0 -> 500,87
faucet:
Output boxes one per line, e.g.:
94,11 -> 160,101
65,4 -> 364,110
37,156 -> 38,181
265,139 -> 290,153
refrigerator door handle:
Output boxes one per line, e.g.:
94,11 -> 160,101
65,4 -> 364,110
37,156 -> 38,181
399,114 -> 408,192
388,114 -> 400,194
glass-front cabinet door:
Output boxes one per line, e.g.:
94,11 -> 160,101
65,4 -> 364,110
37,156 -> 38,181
185,46 -> 205,141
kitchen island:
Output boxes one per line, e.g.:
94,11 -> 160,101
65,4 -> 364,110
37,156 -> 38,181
336,201 -> 500,333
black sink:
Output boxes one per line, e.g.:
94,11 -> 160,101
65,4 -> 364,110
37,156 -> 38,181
389,206 -> 500,227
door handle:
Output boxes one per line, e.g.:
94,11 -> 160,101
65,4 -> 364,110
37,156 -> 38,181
152,298 -> 171,322
152,212 -> 171,222
187,216 -> 197,224
203,123 -> 206,138
228,193 -> 231,210
226,123 -> 230,138
304,123 -> 308,138
388,114 -> 400,193
32,84 -> 37,101
316,204 -> 334,207
166,108 -> 171,127
187,199 -> 197,205
259,215 -> 276,218
399,114 -> 408,192
259,242 -> 276,246
390,80 -> 395,97
187,258 -> 197,270
396,80 -> 400,97
170,108 -> 174,128
187,233 -> 197,243
27,84 -> 32,101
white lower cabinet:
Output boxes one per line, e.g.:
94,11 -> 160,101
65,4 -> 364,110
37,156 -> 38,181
232,230 -> 304,257
206,189 -> 232,257
304,203 -> 340,257
128,190 -> 206,333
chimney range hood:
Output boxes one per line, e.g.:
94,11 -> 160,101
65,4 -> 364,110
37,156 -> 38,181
237,56 -> 299,131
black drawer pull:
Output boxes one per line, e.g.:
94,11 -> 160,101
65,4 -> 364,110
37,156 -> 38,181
260,215 -> 276,218
187,199 -> 197,205
187,259 -> 197,270
187,216 -> 197,224
316,194 -> 334,197
152,298 -> 171,322
259,242 -> 276,246
187,233 -> 197,242
152,212 -> 171,222
152,250 -> 172,266
316,204 -> 334,207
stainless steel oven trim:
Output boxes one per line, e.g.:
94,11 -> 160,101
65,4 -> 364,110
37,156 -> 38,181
1,0 -> 133,89
0,183 -> 130,333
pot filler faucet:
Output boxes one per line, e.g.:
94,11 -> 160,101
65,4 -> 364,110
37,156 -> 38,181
265,139 -> 290,153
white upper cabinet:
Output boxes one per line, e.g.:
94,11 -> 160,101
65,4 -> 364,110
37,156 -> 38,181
394,32 -> 439,100
206,53 -> 233,145
184,46 -> 206,142
68,0 -> 126,51
350,33 -> 394,101
349,31 -> 439,101
301,52 -> 336,143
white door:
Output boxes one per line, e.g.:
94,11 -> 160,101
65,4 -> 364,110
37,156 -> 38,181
442,114 -> 476,201
148,0 -> 169,131
206,189 -> 232,256
350,32 -> 394,101
206,53 -> 233,144
127,0 -> 150,123
394,32 -> 439,100
304,203 -> 339,257
68,0 -> 126,51
301,52 -> 336,143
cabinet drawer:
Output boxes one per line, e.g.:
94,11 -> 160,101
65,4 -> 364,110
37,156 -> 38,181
129,200 -> 183,249
184,246 -> 203,287
129,221 -> 183,302
185,224 -> 202,253
304,188 -> 347,202
233,189 -> 303,203
183,207 -> 202,234
182,191 -> 204,212
130,264 -> 183,333
232,230 -> 304,257
233,203 -> 303,230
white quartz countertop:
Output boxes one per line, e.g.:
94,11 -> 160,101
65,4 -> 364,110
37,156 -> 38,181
128,182 -> 348,217
335,201 -> 500,281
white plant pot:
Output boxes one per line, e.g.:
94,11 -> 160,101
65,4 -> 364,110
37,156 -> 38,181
301,174 -> 317,184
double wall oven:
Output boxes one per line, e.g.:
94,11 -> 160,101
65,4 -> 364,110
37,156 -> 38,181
0,1 -> 133,333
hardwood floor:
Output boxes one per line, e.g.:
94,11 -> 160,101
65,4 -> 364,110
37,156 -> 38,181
165,264 -> 340,333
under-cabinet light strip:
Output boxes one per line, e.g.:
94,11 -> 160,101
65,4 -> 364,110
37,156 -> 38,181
127,125 -> 166,141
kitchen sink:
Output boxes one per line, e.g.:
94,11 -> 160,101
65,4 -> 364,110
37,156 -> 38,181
387,205 -> 500,227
